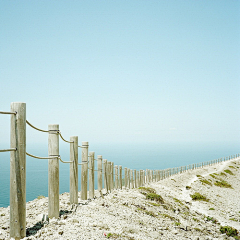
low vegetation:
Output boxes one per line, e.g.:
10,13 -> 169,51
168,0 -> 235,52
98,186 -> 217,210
37,195 -> 45,199
190,192 -> 209,202
146,193 -> 164,204
200,178 -> 212,186
138,187 -> 156,194
220,226 -> 238,237
224,169 -> 234,175
220,172 -> 227,177
214,179 -> 232,188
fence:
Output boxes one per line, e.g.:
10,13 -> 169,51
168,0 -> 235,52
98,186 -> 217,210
0,102 -> 239,240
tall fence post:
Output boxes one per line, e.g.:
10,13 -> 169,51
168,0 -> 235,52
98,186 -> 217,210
48,124 -> 59,219
107,161 -> 111,192
103,159 -> 108,192
89,151 -> 95,199
115,165 -> 118,189
128,168 -> 130,188
111,162 -> 114,190
10,102 -> 26,239
81,141 -> 89,200
124,167 -> 127,188
70,136 -> 78,204
97,155 -> 102,192
134,169 -> 136,188
119,165 -> 122,189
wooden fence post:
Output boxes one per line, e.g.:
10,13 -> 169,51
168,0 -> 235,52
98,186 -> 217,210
103,159 -> 108,192
48,124 -> 59,219
97,155 -> 102,192
124,167 -> 127,188
130,170 -> 133,189
70,136 -> 78,204
10,102 -> 26,239
81,141 -> 89,200
119,165 -> 122,189
89,152 -> 95,199
111,162 -> 114,190
115,165 -> 118,189
134,169 -> 136,188
136,170 -> 139,188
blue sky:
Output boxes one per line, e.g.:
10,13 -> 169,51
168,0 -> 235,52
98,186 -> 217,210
0,1 -> 239,147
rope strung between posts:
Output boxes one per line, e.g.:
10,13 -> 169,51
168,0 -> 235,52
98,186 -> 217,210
0,148 -> 17,152
0,111 -> 17,115
27,152 -> 73,163
26,120 -> 49,133
78,162 -> 88,165
26,152 -> 58,159
27,120 -> 73,143
59,156 -> 73,163
59,131 -> 74,143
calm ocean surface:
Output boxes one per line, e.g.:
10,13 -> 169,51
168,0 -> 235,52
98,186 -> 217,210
0,141 -> 239,208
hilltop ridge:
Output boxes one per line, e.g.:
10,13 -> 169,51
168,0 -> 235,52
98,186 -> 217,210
1,158 -> 240,240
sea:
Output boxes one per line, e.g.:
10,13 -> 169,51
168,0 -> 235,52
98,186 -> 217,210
0,141 -> 239,208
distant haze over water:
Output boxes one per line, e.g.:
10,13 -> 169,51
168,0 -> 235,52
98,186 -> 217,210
0,141 -> 239,208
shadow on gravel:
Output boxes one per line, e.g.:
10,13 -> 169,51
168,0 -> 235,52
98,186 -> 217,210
26,210 -> 73,237
59,209 -> 72,217
26,221 -> 44,237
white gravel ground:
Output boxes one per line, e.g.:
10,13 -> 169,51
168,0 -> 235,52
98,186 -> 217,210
1,158 -> 240,240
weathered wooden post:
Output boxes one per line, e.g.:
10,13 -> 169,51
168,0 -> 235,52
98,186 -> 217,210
134,169 -> 136,188
136,170 -> 139,187
89,151 -> 95,199
115,165 -> 118,189
81,141 -> 89,200
124,167 -> 127,188
119,165 -> 122,189
130,170 -> 133,189
140,170 -> 143,186
97,155 -> 103,192
70,136 -> 78,204
107,161 -> 111,192
10,102 -> 26,239
103,159 -> 108,192
128,168 -> 131,188
48,124 -> 59,219
111,162 -> 114,190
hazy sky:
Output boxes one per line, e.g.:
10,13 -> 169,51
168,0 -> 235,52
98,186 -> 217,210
1,1 -> 239,146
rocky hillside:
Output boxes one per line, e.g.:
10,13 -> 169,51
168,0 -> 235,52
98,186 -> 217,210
0,158 -> 240,240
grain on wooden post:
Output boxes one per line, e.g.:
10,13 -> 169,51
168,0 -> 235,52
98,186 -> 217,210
48,124 -> 59,219
124,167 -> 127,188
103,159 -> 108,192
136,170 -> 139,188
81,141 -> 89,200
115,165 -> 118,189
134,169 -> 136,188
97,155 -> 103,192
127,168 -> 131,188
139,170 -> 142,186
130,170 -> 133,189
70,136 -> 78,204
89,152 -> 95,199
107,161 -> 111,192
10,102 -> 26,239
119,165 -> 122,189
111,162 -> 114,190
